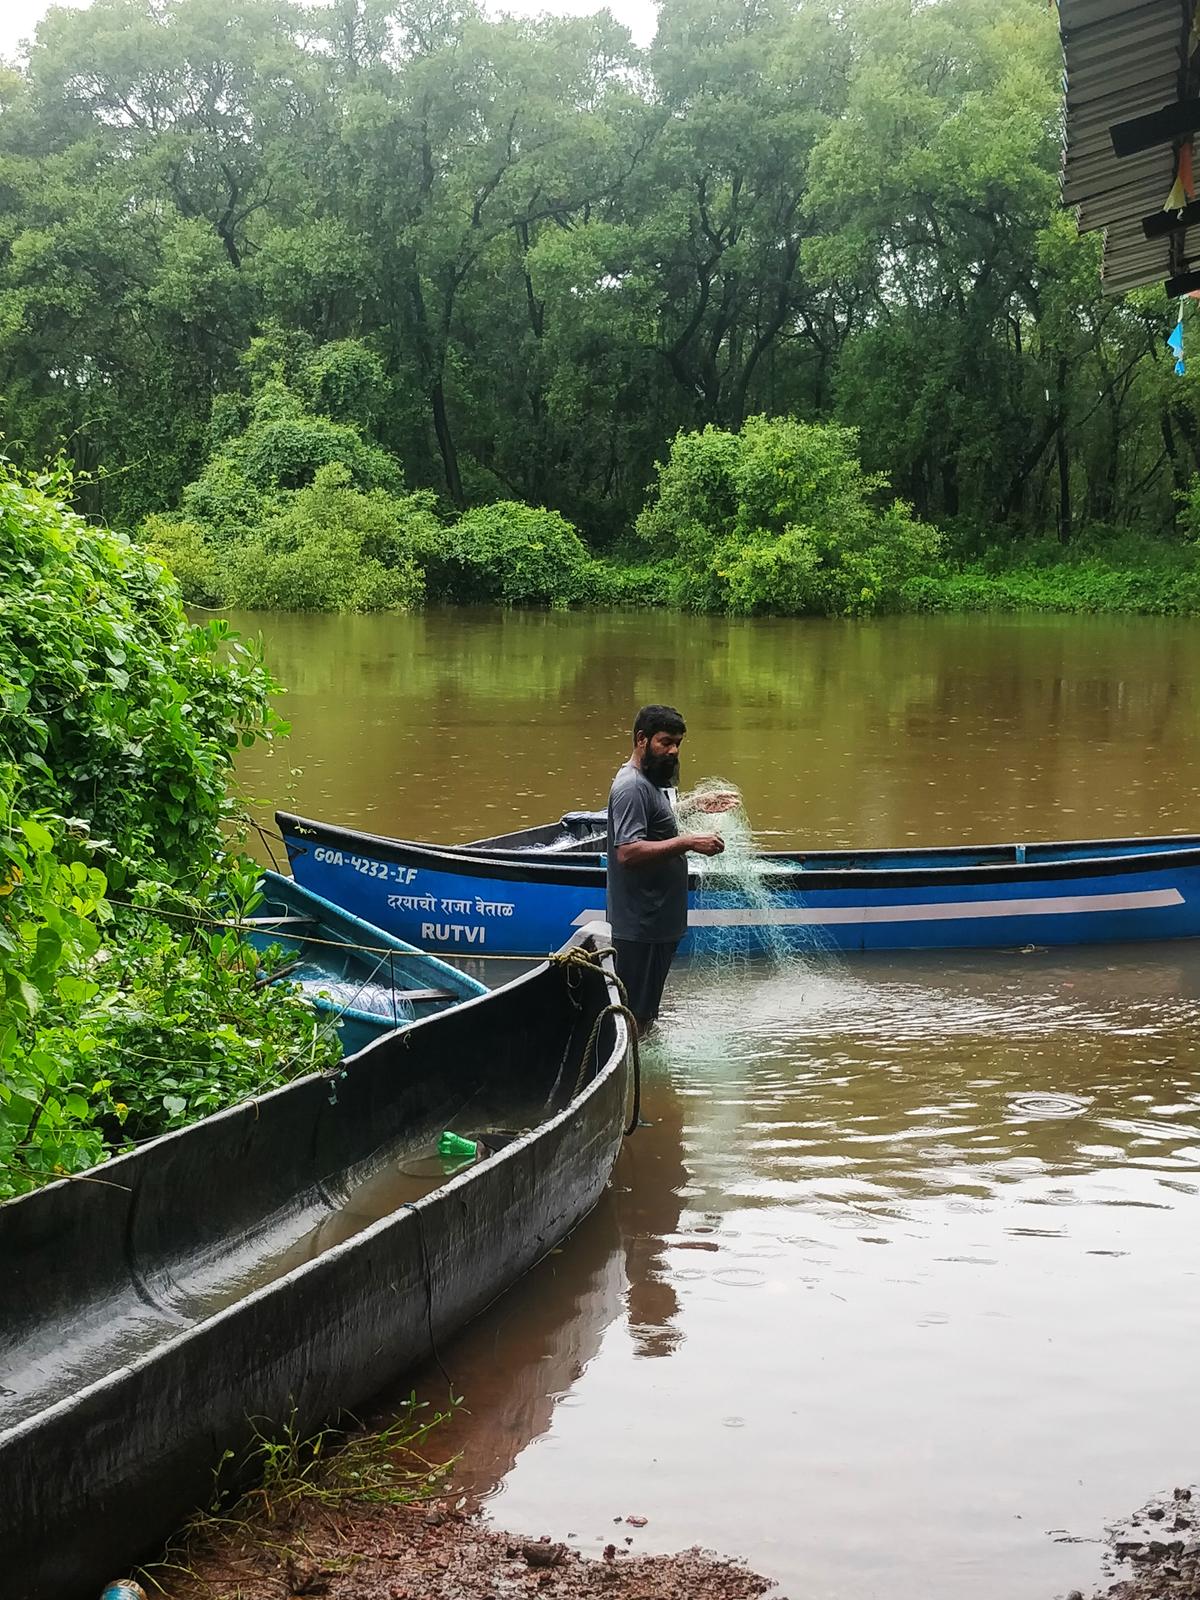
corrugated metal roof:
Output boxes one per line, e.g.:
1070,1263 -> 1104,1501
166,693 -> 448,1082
1060,0 -> 1194,293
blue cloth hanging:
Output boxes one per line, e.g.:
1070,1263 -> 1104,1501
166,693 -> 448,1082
1169,314 -> 1185,375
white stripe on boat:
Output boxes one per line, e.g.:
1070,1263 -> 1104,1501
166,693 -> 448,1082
571,887 -> 1184,930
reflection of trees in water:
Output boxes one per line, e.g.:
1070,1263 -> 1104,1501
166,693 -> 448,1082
230,609 -> 613,702
368,1066 -> 691,1498
231,609 -> 1200,729
238,608 -> 1200,857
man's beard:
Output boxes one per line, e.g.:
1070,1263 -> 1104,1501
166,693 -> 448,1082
642,750 -> 680,788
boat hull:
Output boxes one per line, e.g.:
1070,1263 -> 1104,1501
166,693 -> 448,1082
0,933 -> 628,1600
279,813 -> 1200,956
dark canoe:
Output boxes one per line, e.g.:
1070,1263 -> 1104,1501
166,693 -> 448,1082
277,808 -> 1200,956
0,929 -> 630,1600
246,870 -> 487,1055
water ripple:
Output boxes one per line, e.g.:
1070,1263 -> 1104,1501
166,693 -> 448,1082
657,956 -> 1200,1210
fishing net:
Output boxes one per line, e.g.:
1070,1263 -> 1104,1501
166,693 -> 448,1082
639,777 -> 841,1058
297,971 -> 419,1022
678,777 -> 837,973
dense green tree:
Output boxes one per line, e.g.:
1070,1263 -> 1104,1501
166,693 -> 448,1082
420,499 -> 610,605
636,416 -> 940,613
0,0 -> 1192,547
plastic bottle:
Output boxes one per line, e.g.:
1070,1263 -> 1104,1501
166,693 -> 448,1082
438,1131 -> 479,1162
100,1584 -> 148,1600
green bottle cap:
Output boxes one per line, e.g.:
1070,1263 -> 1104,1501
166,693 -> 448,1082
438,1131 -> 478,1161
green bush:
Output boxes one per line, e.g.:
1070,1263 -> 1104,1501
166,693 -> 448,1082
1,468 -> 280,879
296,340 -> 388,429
178,378 -> 402,551
150,349 -> 429,611
219,465 -> 428,611
86,863 -> 342,1145
635,417 -> 942,615
901,554 -> 1200,615
0,776 -> 112,1191
180,455 -> 268,544
142,514 -> 225,607
148,339 -> 656,615
423,501 -> 601,606
601,561 -> 675,607
222,381 -> 401,496
0,463 -> 339,1197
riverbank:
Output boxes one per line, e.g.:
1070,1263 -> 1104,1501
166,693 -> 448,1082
149,1499 -> 774,1600
1084,1486 -> 1200,1600
174,538 -> 1200,618
607,540 -> 1200,618
898,545 -> 1200,616
143,395 -> 1200,620
140,1480 -> 1200,1600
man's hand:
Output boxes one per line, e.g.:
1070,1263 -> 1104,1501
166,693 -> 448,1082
685,832 -> 726,857
615,832 -> 726,867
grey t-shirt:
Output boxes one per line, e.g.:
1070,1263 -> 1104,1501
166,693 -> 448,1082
605,761 -> 688,942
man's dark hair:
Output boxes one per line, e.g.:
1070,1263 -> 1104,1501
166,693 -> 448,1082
633,703 -> 686,744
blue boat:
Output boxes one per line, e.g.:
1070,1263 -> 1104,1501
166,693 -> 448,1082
246,870 -> 486,1053
276,811 -> 1200,957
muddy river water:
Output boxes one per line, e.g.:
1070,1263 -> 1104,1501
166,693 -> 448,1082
236,609 -> 1200,1600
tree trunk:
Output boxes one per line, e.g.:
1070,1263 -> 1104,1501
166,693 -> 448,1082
1056,427 -> 1071,543
941,455 -> 960,519
1169,397 -> 1200,475
431,378 -> 464,507
1001,409 -> 1061,521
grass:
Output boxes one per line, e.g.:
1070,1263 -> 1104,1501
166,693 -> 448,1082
138,1395 -> 459,1597
901,553 -> 1200,616
599,534 -> 1200,617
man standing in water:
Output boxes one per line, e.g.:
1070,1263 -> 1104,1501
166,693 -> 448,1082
606,704 -> 733,1034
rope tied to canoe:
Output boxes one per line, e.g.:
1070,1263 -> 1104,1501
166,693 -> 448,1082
548,944 -> 642,1136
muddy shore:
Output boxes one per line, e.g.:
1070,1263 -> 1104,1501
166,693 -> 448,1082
1083,1487 -> 1200,1600
134,1478 -> 1200,1600
148,1501 -> 776,1600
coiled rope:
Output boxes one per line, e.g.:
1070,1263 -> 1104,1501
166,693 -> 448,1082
548,944 -> 642,1136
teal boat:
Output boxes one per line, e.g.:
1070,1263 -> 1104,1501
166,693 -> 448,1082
245,871 -> 487,1055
